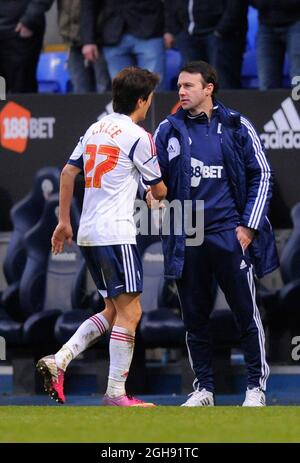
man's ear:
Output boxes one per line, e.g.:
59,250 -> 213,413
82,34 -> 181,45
135,97 -> 143,110
206,83 -> 214,96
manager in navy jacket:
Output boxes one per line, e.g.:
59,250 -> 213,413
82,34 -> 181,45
152,61 -> 279,407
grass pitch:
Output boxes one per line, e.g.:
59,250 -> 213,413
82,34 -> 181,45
0,406 -> 299,443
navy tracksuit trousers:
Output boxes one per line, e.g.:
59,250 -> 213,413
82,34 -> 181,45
176,228 -> 269,393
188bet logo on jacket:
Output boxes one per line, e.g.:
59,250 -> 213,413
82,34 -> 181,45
190,157 -> 223,187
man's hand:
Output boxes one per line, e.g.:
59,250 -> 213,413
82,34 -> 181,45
236,225 -> 255,251
82,44 -> 99,63
15,23 -> 33,38
163,32 -> 175,49
146,189 -> 166,209
51,222 -> 73,254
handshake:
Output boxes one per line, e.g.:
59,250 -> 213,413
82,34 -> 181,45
145,188 -> 166,209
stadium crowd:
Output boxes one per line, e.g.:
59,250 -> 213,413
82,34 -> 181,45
0,0 -> 300,93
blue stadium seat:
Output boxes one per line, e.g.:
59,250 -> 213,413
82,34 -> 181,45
0,309 -> 23,346
280,204 -> 300,283
54,264 -> 105,346
3,167 -> 60,286
261,202 -> 300,361
1,167 -> 60,320
0,194 -> 82,353
37,52 -> 71,94
22,195 -> 82,350
139,241 -> 185,348
164,48 -> 183,91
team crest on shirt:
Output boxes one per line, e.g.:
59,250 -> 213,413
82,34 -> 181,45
167,137 -> 180,161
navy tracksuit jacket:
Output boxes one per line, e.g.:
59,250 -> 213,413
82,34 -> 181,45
154,101 -> 279,392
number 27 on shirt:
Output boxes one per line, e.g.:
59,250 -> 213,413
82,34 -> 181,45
84,144 -> 120,188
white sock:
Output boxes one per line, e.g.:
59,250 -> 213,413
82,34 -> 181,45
55,313 -> 109,371
106,326 -> 135,398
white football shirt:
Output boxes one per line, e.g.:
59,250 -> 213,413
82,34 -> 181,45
68,112 -> 162,245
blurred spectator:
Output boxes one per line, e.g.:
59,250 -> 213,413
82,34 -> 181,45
57,0 -> 110,93
81,0 -> 165,89
164,0 -> 188,61
214,0 -> 249,89
0,0 -> 53,92
250,0 -> 300,89
164,0 -> 248,89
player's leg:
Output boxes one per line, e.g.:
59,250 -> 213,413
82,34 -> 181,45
36,300 -> 115,403
210,229 -> 269,406
101,244 -> 155,407
56,244 -> 119,368
103,292 -> 155,406
37,245 -> 116,403
54,300 -> 116,371
105,295 -> 141,402
176,242 -> 215,406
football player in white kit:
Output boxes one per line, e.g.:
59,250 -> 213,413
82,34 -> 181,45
37,67 -> 167,407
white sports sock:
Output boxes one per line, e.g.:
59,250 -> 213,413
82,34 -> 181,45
55,313 -> 109,371
106,326 -> 135,398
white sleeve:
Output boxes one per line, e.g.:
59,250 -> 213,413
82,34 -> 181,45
68,136 -> 84,170
67,123 -> 96,170
130,133 -> 162,185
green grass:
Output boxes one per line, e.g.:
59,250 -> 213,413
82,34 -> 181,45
0,406 -> 299,443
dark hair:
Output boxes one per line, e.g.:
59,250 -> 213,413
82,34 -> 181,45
180,61 -> 219,95
112,67 -> 160,115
